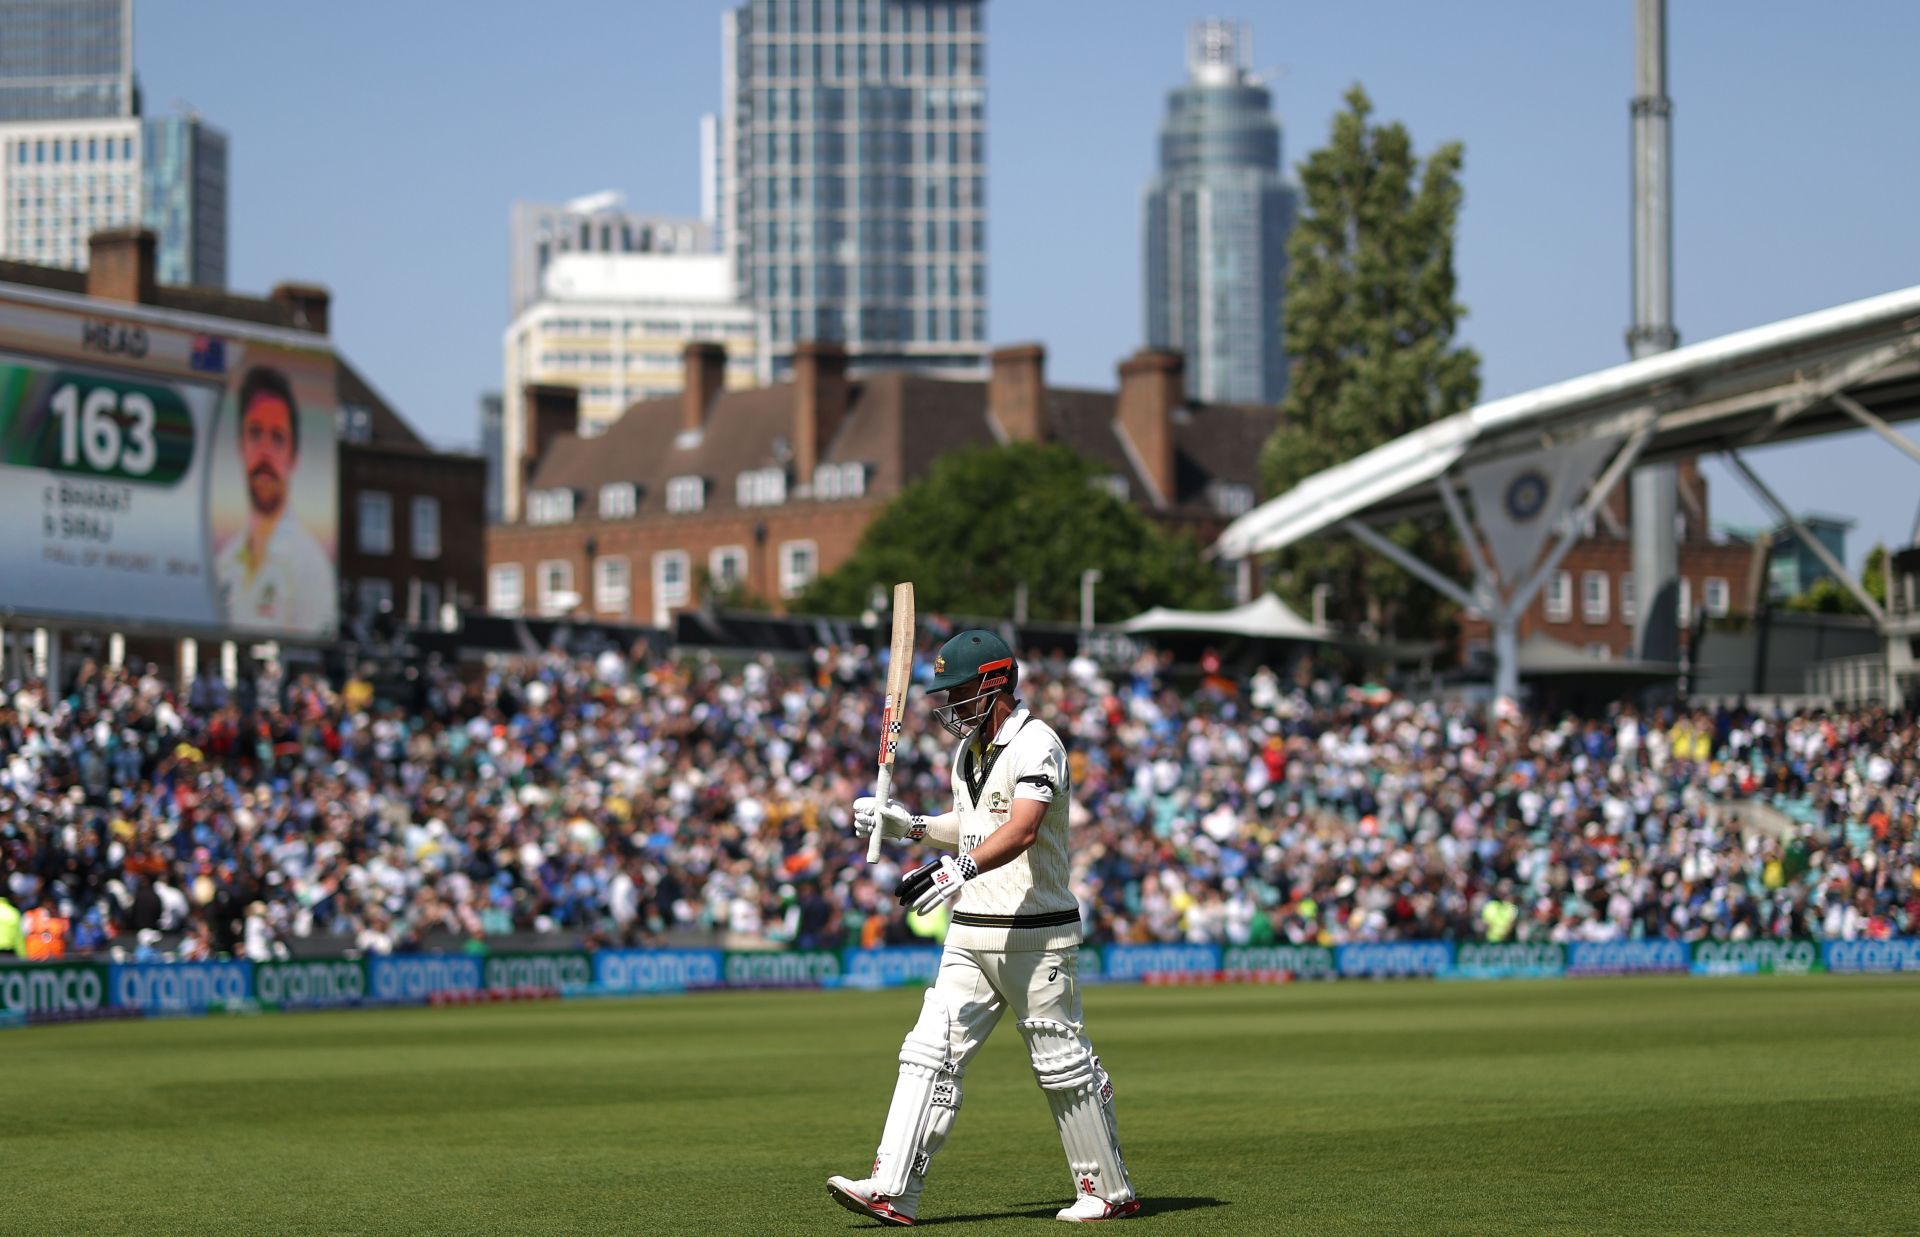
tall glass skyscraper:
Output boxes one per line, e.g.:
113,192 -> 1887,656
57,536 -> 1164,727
142,115 -> 227,287
0,0 -> 136,122
1144,20 -> 1296,405
725,0 -> 986,381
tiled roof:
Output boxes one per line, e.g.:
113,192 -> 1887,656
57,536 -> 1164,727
524,365 -> 1280,524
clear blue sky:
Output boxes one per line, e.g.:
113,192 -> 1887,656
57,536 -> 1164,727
137,1 -> 1920,564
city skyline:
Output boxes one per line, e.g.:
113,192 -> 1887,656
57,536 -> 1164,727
130,1 -> 1920,563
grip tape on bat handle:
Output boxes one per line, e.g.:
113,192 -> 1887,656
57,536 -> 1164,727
867,764 -> 891,862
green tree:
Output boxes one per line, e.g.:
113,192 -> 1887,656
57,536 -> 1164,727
799,442 -> 1223,622
1259,85 -> 1480,637
1781,544 -> 1888,615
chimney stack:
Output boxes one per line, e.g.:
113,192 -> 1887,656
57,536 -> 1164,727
271,282 -> 332,335
87,229 -> 156,305
1115,348 -> 1183,507
521,383 -> 581,497
989,343 -> 1048,442
792,340 -> 849,487
681,341 -> 727,435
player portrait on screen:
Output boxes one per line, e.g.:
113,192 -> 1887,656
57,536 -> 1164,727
213,365 -> 335,633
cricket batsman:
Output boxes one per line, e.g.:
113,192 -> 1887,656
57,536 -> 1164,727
827,630 -> 1140,1225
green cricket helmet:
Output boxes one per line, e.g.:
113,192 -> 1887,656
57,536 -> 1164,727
930,629 -> 1018,739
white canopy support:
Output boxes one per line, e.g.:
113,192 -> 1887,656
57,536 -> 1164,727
1212,282 -> 1920,704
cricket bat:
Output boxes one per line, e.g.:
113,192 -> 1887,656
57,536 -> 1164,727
867,581 -> 916,862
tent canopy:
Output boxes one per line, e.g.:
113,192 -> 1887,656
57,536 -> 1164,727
1122,593 -> 1332,642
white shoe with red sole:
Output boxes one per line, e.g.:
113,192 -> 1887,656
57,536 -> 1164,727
1056,1195 -> 1143,1222
826,1174 -> 917,1226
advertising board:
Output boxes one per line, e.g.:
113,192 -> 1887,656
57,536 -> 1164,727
1566,940 -> 1689,976
1449,942 -> 1566,980
1336,941 -> 1453,979
1691,940 -> 1821,977
253,958 -> 368,1008
0,293 -> 338,639
1824,938 -> 1920,974
110,961 -> 251,1013
594,949 -> 724,994
483,952 -> 593,994
0,961 -> 108,1017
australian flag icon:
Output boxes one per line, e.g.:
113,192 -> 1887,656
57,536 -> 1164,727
190,335 -> 226,373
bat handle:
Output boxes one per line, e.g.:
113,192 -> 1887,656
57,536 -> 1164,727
867,764 -> 891,862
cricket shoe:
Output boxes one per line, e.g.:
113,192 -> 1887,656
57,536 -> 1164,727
1056,1195 -> 1143,1223
826,1175 -> 917,1226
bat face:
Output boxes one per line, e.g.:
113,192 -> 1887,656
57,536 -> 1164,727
878,582 -> 915,769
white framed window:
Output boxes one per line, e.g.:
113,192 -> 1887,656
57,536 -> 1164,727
527,488 -> 575,525
1545,570 -> 1572,623
410,496 -> 440,560
594,555 -> 630,613
1705,577 -> 1731,617
737,467 -> 787,507
654,550 -> 690,608
1582,571 -> 1610,623
1678,577 -> 1692,626
1619,573 -> 1637,623
813,461 -> 867,500
1207,480 -> 1254,517
1091,474 -> 1130,502
778,539 -> 817,598
536,559 -> 575,615
357,491 -> 392,555
490,564 -> 523,615
666,475 -> 706,514
1582,643 -> 1614,660
710,545 -> 747,593
599,482 -> 637,520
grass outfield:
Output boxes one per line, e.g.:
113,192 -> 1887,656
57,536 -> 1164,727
7,976 -> 1918,1235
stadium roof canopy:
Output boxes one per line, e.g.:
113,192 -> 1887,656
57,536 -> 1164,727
1214,283 -> 1920,560
1211,282 -> 1920,699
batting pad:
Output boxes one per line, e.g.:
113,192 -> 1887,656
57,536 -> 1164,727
871,989 -> 968,1198
1020,1018 -> 1134,1205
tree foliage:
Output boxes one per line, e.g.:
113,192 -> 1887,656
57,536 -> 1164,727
1259,85 -> 1480,637
1780,544 -> 1888,615
798,442 -> 1223,623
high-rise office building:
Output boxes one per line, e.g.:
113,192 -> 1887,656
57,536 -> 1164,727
725,0 -> 987,381
0,0 -> 136,122
0,3 -> 228,286
141,114 -> 226,287
508,193 -> 710,316
499,248 -> 757,521
1144,20 -> 1295,404
0,113 -> 227,286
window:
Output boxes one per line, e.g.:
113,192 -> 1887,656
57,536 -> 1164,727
410,579 -> 442,627
666,475 -> 706,513
1545,571 -> 1572,622
599,482 -> 637,519
1619,573 -> 1637,623
1207,481 -> 1254,518
536,559 -> 575,615
779,540 -> 817,598
527,488 -> 575,525
357,491 -> 392,555
737,467 -> 788,507
356,577 -> 393,623
1582,571 -> 1610,623
654,550 -> 690,608
1705,577 -> 1731,617
410,497 -> 440,559
1582,643 -> 1614,660
1678,577 -> 1692,626
1090,473 -> 1130,502
594,556 -> 630,613
813,461 -> 866,500
710,545 -> 747,594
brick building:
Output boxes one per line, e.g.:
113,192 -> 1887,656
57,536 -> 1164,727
0,230 -> 486,640
1458,460 -> 1758,662
486,341 -> 1277,626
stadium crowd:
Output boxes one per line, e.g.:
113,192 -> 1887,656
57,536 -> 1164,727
0,643 -> 1914,961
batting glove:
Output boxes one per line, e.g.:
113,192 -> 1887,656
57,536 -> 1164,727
894,855 -> 978,914
853,796 -> 926,842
